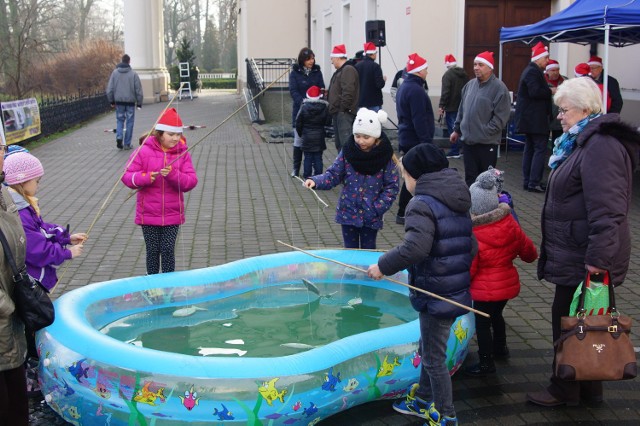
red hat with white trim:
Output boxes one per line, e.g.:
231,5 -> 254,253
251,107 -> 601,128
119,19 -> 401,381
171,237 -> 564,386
444,54 -> 457,68
574,63 -> 590,77
330,44 -> 348,58
155,108 -> 183,133
587,55 -> 603,67
474,51 -> 494,69
363,42 -> 377,55
545,59 -> 560,71
306,86 -> 321,100
531,41 -> 549,61
406,53 -> 428,74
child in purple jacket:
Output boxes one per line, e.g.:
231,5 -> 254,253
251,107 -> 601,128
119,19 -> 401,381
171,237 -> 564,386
3,152 -> 86,291
304,108 -> 399,249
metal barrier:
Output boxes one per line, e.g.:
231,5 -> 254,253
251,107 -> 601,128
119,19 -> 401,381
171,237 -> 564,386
245,58 -> 293,122
38,93 -> 111,139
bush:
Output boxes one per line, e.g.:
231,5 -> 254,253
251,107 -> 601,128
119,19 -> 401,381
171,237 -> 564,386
201,79 -> 236,89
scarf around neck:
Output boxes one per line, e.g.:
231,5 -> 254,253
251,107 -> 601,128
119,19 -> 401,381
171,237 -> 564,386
548,113 -> 601,169
342,134 -> 394,175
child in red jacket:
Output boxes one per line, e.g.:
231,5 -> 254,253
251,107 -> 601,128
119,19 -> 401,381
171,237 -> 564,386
465,168 -> 537,376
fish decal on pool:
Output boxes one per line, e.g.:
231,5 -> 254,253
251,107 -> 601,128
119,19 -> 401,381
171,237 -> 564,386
133,382 -> 166,406
454,319 -> 467,343
179,385 -> 200,410
322,367 -> 341,391
342,377 -> 359,392
67,359 -> 90,383
412,351 -> 422,368
377,355 -> 401,377
213,403 -> 234,420
292,400 -> 302,411
258,377 -> 287,405
303,401 -> 318,417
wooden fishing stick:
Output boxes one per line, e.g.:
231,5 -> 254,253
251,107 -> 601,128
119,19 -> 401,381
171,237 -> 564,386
277,240 -> 490,318
293,176 -> 329,207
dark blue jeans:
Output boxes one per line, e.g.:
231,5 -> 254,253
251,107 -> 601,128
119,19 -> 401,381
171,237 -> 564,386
303,151 -> 323,178
522,133 -> 548,189
416,311 -> 456,418
445,111 -> 459,154
115,104 -> 136,147
341,225 -> 378,249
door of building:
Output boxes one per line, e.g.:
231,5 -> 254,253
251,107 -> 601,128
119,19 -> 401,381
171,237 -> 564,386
464,0 -> 551,92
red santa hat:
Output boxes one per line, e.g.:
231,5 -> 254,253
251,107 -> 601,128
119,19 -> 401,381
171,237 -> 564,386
587,55 -> 603,67
363,42 -> 377,55
474,51 -> 494,69
406,53 -> 428,74
545,59 -> 560,71
531,41 -> 549,61
330,44 -> 348,58
574,63 -> 591,77
155,108 -> 183,133
444,54 -> 457,68
306,86 -> 321,100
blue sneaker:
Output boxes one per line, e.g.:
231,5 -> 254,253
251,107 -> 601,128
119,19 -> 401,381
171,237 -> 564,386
425,406 -> 458,426
392,383 -> 431,419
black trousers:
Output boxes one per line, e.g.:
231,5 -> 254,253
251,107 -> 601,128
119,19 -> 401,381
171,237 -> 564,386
473,299 -> 508,356
0,365 -> 28,426
462,142 -> 498,186
397,183 -> 412,218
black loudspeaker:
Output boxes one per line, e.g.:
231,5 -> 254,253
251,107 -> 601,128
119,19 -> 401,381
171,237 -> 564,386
365,20 -> 386,47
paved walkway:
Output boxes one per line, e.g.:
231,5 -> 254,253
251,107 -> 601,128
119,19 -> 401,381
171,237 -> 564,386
28,90 -> 639,425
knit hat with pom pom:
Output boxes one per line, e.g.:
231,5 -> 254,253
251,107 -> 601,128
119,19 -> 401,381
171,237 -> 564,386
470,167 -> 503,215
352,107 -> 388,138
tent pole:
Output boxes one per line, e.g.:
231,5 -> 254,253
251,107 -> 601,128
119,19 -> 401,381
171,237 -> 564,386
603,24 -> 610,114
499,43 -> 504,81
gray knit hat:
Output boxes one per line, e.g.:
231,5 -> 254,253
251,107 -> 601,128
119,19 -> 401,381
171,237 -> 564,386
470,171 -> 499,215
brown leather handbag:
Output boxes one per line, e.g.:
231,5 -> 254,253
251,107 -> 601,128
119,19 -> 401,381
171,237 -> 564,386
555,273 -> 637,381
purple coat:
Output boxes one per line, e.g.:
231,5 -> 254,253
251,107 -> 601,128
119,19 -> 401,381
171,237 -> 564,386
10,191 -> 71,291
121,135 -> 198,226
310,148 -> 399,230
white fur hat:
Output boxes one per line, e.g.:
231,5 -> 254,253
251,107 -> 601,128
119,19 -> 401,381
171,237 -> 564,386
352,108 -> 388,138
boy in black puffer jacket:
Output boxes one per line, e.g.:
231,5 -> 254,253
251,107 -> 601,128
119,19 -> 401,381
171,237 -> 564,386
295,86 -> 331,178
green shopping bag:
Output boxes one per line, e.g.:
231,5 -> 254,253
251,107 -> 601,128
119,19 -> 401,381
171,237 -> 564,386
569,272 -> 611,316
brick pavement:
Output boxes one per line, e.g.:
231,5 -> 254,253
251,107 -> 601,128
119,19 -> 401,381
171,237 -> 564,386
28,90 -> 639,425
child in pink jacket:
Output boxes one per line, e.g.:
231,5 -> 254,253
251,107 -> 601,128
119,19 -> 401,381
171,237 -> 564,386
121,108 -> 198,274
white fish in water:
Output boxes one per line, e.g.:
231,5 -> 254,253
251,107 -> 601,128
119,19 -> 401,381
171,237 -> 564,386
280,343 -> 318,350
172,306 -> 207,317
347,297 -> 363,306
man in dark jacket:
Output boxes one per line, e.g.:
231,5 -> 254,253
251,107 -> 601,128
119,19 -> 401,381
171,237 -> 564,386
588,55 -> 623,114
439,54 -> 468,158
327,44 -> 359,151
355,42 -> 386,111
395,53 -> 435,224
106,54 -> 143,150
515,42 -> 552,193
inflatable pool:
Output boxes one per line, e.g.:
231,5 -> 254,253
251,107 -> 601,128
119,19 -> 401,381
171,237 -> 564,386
38,250 -> 474,425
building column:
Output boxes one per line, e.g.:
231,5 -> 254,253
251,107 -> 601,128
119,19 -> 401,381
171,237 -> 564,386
124,0 -> 170,104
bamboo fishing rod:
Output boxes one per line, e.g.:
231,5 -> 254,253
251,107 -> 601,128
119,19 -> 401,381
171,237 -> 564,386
277,240 -> 490,318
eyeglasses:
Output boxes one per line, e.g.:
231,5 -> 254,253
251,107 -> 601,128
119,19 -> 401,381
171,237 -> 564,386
558,107 -> 573,117
0,146 -> 7,153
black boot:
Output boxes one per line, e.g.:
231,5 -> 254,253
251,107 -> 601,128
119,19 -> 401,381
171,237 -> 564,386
464,354 -> 496,377
493,344 -> 510,359
116,138 -> 123,150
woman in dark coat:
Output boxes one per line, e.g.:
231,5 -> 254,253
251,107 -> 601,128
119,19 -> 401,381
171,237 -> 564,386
288,48 -> 325,177
527,77 -> 640,407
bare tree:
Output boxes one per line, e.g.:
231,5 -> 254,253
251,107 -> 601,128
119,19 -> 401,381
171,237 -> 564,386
217,0 -> 237,71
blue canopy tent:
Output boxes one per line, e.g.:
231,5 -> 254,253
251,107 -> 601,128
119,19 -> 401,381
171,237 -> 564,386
499,0 -> 640,112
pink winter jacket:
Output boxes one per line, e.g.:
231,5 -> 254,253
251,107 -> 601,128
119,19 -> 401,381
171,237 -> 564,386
121,135 -> 198,226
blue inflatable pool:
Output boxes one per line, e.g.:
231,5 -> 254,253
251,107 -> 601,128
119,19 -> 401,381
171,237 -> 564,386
38,250 -> 474,425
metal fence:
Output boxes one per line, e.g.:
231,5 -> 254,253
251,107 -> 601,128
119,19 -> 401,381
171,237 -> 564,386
37,93 -> 111,140
244,58 -> 293,122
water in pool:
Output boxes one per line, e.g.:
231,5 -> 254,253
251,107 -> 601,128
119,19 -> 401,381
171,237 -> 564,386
101,282 -> 416,357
